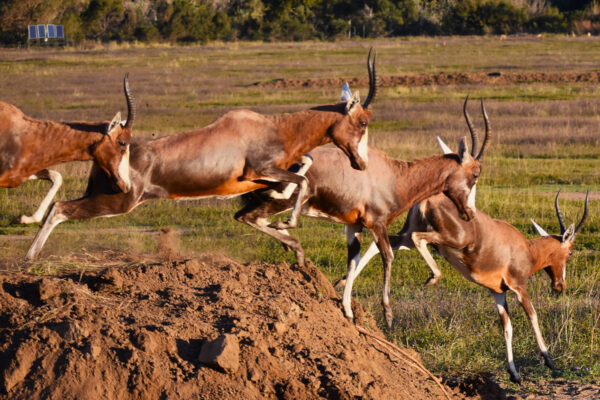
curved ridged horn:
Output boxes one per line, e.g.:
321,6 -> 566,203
123,73 -> 136,130
574,190 -> 589,235
463,96 -> 479,157
475,97 -> 490,160
555,190 -> 566,235
362,48 -> 378,109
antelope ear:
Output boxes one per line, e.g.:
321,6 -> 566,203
530,218 -> 549,237
345,91 -> 361,115
457,136 -> 470,165
562,223 -> 575,243
437,136 -> 453,155
106,112 -> 122,137
340,82 -> 353,101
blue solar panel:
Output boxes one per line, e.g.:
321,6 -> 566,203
37,24 -> 46,39
56,25 -> 64,39
28,25 -> 37,40
47,24 -> 56,38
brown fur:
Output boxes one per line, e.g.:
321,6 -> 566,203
384,191 -> 587,382
25,56 -> 377,261
0,76 -> 135,226
235,143 -> 482,327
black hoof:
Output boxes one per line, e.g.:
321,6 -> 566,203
508,371 -> 521,384
542,353 -> 556,370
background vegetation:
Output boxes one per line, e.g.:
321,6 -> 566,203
3,0 -> 600,45
0,37 -> 598,394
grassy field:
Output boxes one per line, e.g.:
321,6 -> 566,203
0,36 -> 599,390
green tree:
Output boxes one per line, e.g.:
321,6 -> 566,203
162,0 -> 216,43
81,0 -> 124,40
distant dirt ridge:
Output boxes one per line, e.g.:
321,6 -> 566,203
254,71 -> 600,88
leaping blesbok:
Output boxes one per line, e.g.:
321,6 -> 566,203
25,50 -> 378,261
354,188 -> 589,383
235,97 -> 490,327
1,74 -> 136,224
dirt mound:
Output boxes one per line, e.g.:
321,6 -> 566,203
254,71 -> 600,89
0,252 -> 467,399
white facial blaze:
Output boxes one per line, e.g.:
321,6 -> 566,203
467,185 -> 477,211
358,129 -> 368,163
118,146 -> 131,191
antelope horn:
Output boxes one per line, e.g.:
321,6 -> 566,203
463,96 -> 479,157
555,190 -> 567,235
475,97 -> 490,160
362,48 -> 378,109
574,190 -> 589,235
123,73 -> 136,130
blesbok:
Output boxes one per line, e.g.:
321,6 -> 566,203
235,97 -> 490,328
25,50 -> 378,260
1,74 -> 136,224
352,189 -> 589,383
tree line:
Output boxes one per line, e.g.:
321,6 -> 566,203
1,0 -> 599,45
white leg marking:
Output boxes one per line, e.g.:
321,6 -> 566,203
342,225 -> 362,320
286,178 -> 308,227
411,232 -> 442,284
25,207 -> 68,260
358,129 -> 369,163
20,170 -> 63,224
492,292 -> 518,379
528,309 -> 548,353
266,155 -> 313,200
353,240 -> 379,278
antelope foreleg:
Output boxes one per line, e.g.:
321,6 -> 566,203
255,166 -> 308,230
335,232 -> 413,291
411,232 -> 443,287
17,170 -> 63,225
372,223 -> 394,328
264,155 -> 313,200
26,190 -> 141,260
234,199 -> 307,266
25,204 -> 67,260
513,287 -> 555,370
341,224 -> 362,320
491,291 -> 521,383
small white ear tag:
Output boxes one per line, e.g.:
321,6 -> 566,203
340,82 -> 353,101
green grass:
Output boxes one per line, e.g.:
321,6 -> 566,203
0,37 -> 599,390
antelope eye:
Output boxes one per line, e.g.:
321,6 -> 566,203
118,140 -> 127,146
569,251 -> 572,256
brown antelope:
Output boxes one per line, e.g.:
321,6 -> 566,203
337,126 -> 590,382
1,74 -> 136,224
351,189 -> 589,383
235,97 -> 490,327
25,50 -> 378,261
